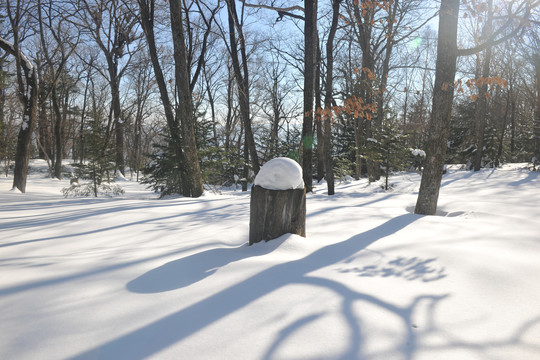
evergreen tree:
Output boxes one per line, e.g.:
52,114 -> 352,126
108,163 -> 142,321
364,120 -> 409,190
141,138 -> 183,197
62,111 -> 123,197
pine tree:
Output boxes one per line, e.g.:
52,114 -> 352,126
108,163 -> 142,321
62,111 -> 123,198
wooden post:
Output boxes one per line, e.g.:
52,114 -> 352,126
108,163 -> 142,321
249,185 -> 306,245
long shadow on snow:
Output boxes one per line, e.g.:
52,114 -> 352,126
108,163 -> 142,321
127,238 -> 288,293
72,214 -> 433,359
0,201 -> 240,248
508,171 -> 539,187
0,241 -> 223,297
307,193 -> 397,219
0,197 -> 228,232
440,170 -> 475,188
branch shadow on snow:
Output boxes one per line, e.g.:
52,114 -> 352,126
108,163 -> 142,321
265,277 -> 449,360
73,214 -> 432,359
337,255 -> 447,283
71,212 -> 540,359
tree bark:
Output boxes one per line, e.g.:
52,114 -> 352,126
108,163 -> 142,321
170,0 -> 204,197
302,0 -> 317,192
0,38 -> 38,193
110,73 -> 125,176
137,0 -> 184,178
269,71 -> 280,159
51,86 -> 63,179
323,0 -> 341,196
315,40 -> 324,182
0,61 -> 4,164
351,0 -> 377,182
376,0 -> 399,131
495,91 -> 510,167
473,0 -> 494,172
534,52 -> 540,165
414,0 -> 459,215
79,63 -> 91,164
226,0 -> 260,179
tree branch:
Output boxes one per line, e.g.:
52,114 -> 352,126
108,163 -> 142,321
239,1 -> 304,13
457,1 -> 535,57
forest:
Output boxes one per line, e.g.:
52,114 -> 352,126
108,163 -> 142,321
1,0 -> 539,215
2,2 -> 540,359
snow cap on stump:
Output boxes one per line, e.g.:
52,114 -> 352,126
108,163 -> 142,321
254,157 -> 304,190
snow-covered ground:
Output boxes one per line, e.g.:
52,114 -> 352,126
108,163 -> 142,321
1,160 -> 539,360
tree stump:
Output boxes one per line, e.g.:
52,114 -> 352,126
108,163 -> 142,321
249,185 -> 306,245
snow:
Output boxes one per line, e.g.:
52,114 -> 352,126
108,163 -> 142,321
0,37 -> 34,72
1,160 -> 540,360
254,157 -> 304,190
410,148 -> 426,157
21,115 -> 29,130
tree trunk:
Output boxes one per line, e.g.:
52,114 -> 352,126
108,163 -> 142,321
0,61 -> 4,164
534,52 -> 540,165
302,0 -> 317,192
108,67 -> 125,177
352,1 -> 377,182
323,0 -> 341,196
137,0 -> 185,188
415,0 -> 459,215
226,0 -> 260,177
0,38 -> 39,193
51,86 -> 63,179
354,116 -> 363,179
315,40 -> 324,182
495,91 -> 509,167
13,91 -> 38,193
37,92 -> 52,166
203,65 -> 218,146
242,134 -> 249,192
249,185 -> 306,245
170,0 -> 204,197
376,0 -> 399,131
269,73 -> 280,159
473,0 -> 494,172
224,68 -> 234,153
79,64 -> 91,164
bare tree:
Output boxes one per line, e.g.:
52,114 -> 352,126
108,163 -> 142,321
124,52 -> 155,181
169,0 -> 204,196
472,0 -> 494,171
37,0 -> 79,179
255,48 -> 301,162
75,0 -> 140,176
238,0 -> 318,191
0,0 -> 39,193
225,0 -> 260,191
301,0 -> 317,191
415,0 -> 535,215
322,0 -> 342,195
